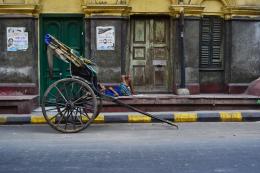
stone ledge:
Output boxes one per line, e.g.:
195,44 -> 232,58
0,83 -> 37,95
0,95 -> 38,114
82,4 -> 132,16
0,3 -> 40,15
100,94 -> 260,112
227,83 -> 249,94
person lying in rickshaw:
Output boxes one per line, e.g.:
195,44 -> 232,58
99,75 -> 134,97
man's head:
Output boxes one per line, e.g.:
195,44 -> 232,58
121,75 -> 131,86
8,38 -> 14,46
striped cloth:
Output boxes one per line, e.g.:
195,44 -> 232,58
119,83 -> 131,96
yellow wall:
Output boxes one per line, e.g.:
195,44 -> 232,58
3,0 -> 25,3
39,0 -> 260,14
190,0 -> 260,6
130,0 -> 171,13
85,0 -> 126,4
236,0 -> 260,6
202,0 -> 224,13
1,0 -> 260,15
40,0 -> 83,13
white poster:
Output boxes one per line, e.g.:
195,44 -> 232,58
96,26 -> 115,50
7,27 -> 28,52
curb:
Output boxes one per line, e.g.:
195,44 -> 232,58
1,111 -> 260,125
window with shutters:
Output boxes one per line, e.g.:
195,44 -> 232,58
199,16 -> 223,70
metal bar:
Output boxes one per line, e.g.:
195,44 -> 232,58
114,99 -> 178,129
95,90 -> 178,129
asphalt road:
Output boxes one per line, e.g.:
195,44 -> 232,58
0,122 -> 260,173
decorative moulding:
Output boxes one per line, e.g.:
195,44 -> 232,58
82,0 -> 132,16
169,5 -> 205,17
170,4 -> 260,19
224,6 -> 260,18
0,3 -> 40,16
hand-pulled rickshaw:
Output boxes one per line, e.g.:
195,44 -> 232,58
41,34 -> 178,133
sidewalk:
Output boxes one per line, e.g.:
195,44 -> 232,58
0,93 -> 260,125
1,93 -> 260,114
1,109 -> 260,125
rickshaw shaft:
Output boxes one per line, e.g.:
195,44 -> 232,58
111,98 -> 179,129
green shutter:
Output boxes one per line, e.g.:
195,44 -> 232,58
200,17 -> 211,67
200,16 -> 223,69
211,17 -> 222,67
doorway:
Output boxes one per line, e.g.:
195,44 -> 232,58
40,14 -> 84,98
130,16 -> 172,93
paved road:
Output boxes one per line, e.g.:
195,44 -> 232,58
0,122 -> 260,173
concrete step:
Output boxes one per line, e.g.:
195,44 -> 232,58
100,94 -> 260,112
1,94 -> 259,114
0,95 -> 39,114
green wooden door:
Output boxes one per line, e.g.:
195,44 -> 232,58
40,15 -> 84,98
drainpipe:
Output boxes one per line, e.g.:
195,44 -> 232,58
177,0 -> 190,95
179,3 -> 185,88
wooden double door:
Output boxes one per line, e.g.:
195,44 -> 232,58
130,17 -> 172,93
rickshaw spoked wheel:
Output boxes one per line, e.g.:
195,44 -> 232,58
41,78 -> 98,133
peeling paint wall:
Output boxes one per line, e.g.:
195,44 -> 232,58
86,17 -> 126,83
0,17 -> 37,83
184,18 -> 200,84
231,20 -> 260,82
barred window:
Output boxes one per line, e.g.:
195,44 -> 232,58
199,16 -> 224,69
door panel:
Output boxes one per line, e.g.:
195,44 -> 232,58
131,19 -> 149,90
154,67 -> 165,86
154,20 -> 166,43
133,47 -> 146,60
40,16 -> 84,97
134,20 -> 146,42
63,20 -> 83,78
43,20 -> 64,82
130,17 -> 170,93
133,66 -> 146,86
151,19 -> 168,89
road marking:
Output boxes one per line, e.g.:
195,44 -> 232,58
80,114 -> 105,123
93,114 -> 105,123
174,113 -> 197,122
220,112 -> 242,122
0,116 -> 6,124
31,116 -> 47,124
128,114 -> 152,123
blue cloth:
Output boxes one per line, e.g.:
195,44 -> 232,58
44,34 -> 52,45
103,83 -> 131,97
104,86 -> 121,97
104,89 -> 115,97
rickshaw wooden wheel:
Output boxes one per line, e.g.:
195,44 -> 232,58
41,78 -> 98,133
